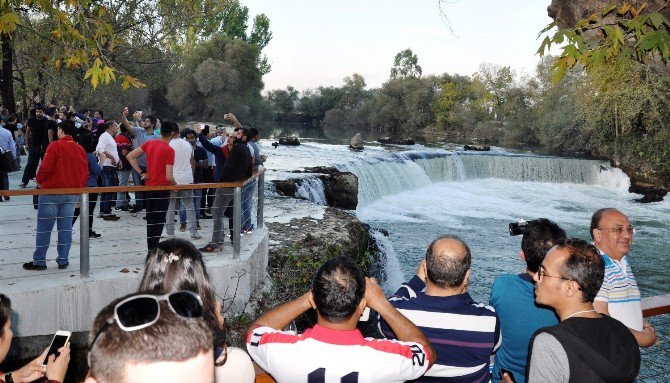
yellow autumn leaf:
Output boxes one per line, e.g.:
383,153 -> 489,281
0,11 -> 21,34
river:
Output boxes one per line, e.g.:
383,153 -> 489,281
258,124 -> 670,380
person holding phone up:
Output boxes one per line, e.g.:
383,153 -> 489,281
0,294 -> 70,383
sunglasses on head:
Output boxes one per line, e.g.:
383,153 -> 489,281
89,291 -> 203,355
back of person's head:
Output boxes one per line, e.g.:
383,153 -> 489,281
138,239 -> 224,348
0,294 -> 10,338
87,292 -> 213,383
249,128 -> 259,137
58,119 -> 77,136
160,121 -> 178,138
521,218 -> 566,273
181,128 -> 196,139
311,256 -> 365,323
555,238 -> 604,303
8,113 -> 17,123
425,235 -> 471,288
239,128 -> 252,141
589,208 -> 619,239
74,128 -> 97,153
46,107 -> 57,117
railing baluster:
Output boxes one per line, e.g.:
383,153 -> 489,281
79,192 -> 90,277
257,172 -> 265,229
233,186 -> 241,258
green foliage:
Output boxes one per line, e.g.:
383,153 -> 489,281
268,86 -> 299,116
390,48 -> 422,79
538,3 -> 670,82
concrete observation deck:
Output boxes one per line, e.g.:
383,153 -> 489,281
0,171 -> 268,339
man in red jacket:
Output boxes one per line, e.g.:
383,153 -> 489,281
23,120 -> 88,271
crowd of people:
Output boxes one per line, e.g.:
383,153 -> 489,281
0,101 -> 265,271
0,206 -> 657,383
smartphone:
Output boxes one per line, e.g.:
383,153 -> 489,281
42,330 -> 71,367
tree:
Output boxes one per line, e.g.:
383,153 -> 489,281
473,63 -> 514,121
339,73 -> 370,110
268,86 -> 299,116
390,48 -> 422,79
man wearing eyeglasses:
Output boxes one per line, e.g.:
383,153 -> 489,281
527,238 -> 640,382
590,208 -> 658,348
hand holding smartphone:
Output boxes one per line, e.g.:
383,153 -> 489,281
42,330 -> 71,368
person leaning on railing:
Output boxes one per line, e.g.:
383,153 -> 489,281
0,294 -> 70,383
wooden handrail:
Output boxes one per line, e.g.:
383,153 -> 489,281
642,293 -> 670,318
0,168 -> 265,197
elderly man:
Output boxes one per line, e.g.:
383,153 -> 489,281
590,208 -> 658,347
381,235 -> 500,382
247,256 -> 435,382
527,238 -> 640,382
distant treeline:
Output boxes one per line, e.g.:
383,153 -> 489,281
265,55 -> 670,183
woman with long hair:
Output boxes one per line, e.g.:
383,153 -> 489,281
137,238 -> 255,382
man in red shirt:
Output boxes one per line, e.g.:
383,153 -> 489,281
126,123 -> 176,250
23,120 -> 88,271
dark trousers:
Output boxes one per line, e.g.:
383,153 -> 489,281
131,165 -> 148,210
0,171 -> 8,192
145,190 -> 170,250
202,167 -> 215,209
21,146 -> 42,184
72,193 -> 99,234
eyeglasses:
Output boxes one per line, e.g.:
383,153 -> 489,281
88,291 -> 203,356
597,226 -> 635,235
537,269 -> 570,282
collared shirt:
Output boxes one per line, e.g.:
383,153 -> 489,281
0,126 -> 16,157
131,125 -> 158,166
95,131 -> 119,167
381,275 -> 500,382
247,324 -> 430,383
36,136 -> 88,189
594,252 -> 643,330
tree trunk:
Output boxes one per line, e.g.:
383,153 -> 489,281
0,33 -> 15,113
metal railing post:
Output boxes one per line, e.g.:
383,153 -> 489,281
79,192 -> 90,277
233,186 -> 241,258
257,172 -> 264,229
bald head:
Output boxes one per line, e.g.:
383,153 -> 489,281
425,235 -> 471,289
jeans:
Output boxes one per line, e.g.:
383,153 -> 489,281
116,170 -> 131,207
145,190 -> 170,250
99,166 -> 117,214
0,171 -> 7,192
241,181 -> 255,231
21,145 -> 42,185
180,189 -> 202,224
210,188 -> 234,245
131,165 -> 147,210
166,189 -> 197,235
72,193 -> 99,234
33,194 -> 78,266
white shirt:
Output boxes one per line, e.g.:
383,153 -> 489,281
95,131 -> 119,167
169,137 -> 194,184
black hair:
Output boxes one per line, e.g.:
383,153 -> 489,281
425,235 -> 471,288
58,119 -> 77,136
138,238 -> 225,354
104,120 -> 117,131
590,208 -> 618,239
158,121 -> 177,138
238,127 -> 252,142
0,294 -> 11,339
249,128 -> 259,137
181,128 -> 196,139
74,128 -> 97,153
311,257 -> 365,323
45,107 -> 57,117
522,218 -> 567,273
145,115 -> 157,128
555,238 -> 605,303
96,110 -> 104,118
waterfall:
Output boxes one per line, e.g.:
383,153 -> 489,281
295,178 -> 328,205
369,230 -> 405,293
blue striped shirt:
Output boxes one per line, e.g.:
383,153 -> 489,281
380,276 -> 501,383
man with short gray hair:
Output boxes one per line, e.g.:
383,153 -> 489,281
380,235 -> 500,382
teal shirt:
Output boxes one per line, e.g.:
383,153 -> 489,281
489,273 -> 559,383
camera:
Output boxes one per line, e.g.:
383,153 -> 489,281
509,219 -> 539,236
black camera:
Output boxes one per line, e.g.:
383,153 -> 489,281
509,219 -> 539,236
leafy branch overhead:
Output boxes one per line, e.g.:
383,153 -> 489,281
537,2 -> 670,82
0,0 -> 272,89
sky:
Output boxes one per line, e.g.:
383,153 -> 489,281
243,0 -> 556,92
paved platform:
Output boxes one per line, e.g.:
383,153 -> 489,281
0,171 -> 268,338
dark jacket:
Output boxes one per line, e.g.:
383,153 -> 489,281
221,141 -> 252,182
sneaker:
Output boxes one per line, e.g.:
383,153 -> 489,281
18,182 -> 27,188
58,263 -> 69,270
179,223 -> 187,232
200,212 -> 212,219
116,205 -> 130,211
22,262 -> 46,271
3,196 -> 9,201
89,231 -> 101,239
129,206 -> 141,214
199,243 -> 222,253
196,223 -> 202,230
190,232 -> 202,239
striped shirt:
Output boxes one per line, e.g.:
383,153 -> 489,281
594,252 -> 643,331
380,276 -> 501,382
247,324 -> 430,383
